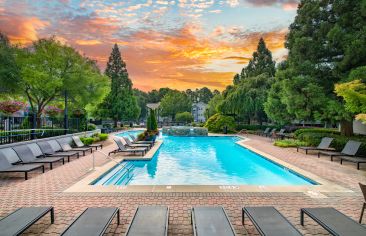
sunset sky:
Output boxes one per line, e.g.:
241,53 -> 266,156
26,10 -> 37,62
0,0 -> 299,91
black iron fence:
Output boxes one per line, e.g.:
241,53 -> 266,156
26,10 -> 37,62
0,115 -> 87,145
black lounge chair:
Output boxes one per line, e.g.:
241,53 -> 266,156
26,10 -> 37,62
258,127 -> 270,136
339,156 -> 366,170
123,136 -> 150,150
191,206 -> 236,236
297,137 -> 334,154
301,207 -> 366,236
108,138 -> 146,156
125,206 -> 169,236
0,206 -> 54,236
73,135 -> 103,150
13,145 -> 65,170
359,183 -> 366,223
267,128 -> 277,138
37,141 -> 79,162
61,207 -> 119,236
242,206 -> 302,236
0,150 -> 44,180
57,137 -> 93,156
129,134 -> 154,145
318,140 -> 361,161
274,129 -> 289,140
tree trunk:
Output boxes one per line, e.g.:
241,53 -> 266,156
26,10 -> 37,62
340,119 -> 353,136
114,119 -> 118,128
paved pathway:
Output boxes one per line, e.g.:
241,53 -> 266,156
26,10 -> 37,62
0,135 -> 365,235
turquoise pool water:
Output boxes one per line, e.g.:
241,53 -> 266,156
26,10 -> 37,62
94,134 -> 316,186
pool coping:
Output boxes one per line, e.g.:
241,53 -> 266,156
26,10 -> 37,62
64,134 -> 352,194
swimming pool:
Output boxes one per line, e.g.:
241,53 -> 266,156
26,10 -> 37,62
93,134 -> 317,186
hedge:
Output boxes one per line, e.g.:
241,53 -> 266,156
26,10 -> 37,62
294,128 -> 340,138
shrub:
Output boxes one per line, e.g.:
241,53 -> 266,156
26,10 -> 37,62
80,137 -> 95,145
204,114 -> 236,133
0,101 -> 25,114
87,123 -> 97,131
294,128 -> 339,138
274,139 -> 308,148
175,112 -> 193,123
98,133 -> 108,141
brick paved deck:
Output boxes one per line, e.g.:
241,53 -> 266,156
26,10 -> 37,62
0,135 -> 365,235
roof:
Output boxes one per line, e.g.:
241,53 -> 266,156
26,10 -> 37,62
146,103 -> 160,110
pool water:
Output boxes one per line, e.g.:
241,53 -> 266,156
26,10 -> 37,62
94,135 -> 316,186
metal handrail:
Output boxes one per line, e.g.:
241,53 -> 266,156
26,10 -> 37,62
91,149 -> 133,182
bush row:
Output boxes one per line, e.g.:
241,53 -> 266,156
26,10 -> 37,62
294,128 -> 340,138
80,133 -> 108,145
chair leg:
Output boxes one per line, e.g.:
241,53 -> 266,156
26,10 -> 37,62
25,172 -> 28,180
360,202 -> 365,223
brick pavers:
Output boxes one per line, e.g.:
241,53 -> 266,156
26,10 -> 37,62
0,135 -> 365,235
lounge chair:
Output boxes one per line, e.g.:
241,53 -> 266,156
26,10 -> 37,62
60,207 -> 119,236
359,183 -> 366,223
125,206 -> 169,236
242,206 -> 302,236
297,137 -> 334,154
108,138 -> 146,156
257,127 -> 270,136
0,150 -> 44,180
301,207 -> 366,236
266,128 -> 277,138
37,141 -> 79,162
191,206 -> 236,236
129,134 -> 154,146
318,140 -> 361,161
73,136 -> 103,150
274,129 -> 286,140
123,136 -> 150,150
57,137 -> 93,156
340,156 -> 366,170
0,207 -> 54,235
13,145 -> 65,170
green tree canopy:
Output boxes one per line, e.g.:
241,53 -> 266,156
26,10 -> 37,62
0,32 -> 21,95
5,37 -> 109,120
175,111 -> 193,123
160,90 -> 191,120
219,74 -> 273,124
205,93 -> 224,119
265,0 -> 366,135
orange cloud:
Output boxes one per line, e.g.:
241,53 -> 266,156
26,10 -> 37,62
0,14 -> 49,44
75,39 -> 103,45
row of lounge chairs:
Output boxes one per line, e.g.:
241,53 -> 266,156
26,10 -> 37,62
109,134 -> 154,156
1,205 -> 365,236
258,128 -> 292,140
0,136 -> 102,180
297,137 -> 366,169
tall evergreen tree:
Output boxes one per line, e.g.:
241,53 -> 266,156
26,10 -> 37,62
101,44 -> 140,125
240,38 -> 276,81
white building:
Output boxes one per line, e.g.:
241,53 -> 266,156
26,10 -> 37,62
192,102 -> 207,122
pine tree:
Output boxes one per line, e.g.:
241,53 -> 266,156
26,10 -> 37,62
102,44 -> 140,125
240,38 -> 276,79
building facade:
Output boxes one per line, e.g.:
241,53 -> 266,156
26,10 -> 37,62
191,102 -> 207,123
